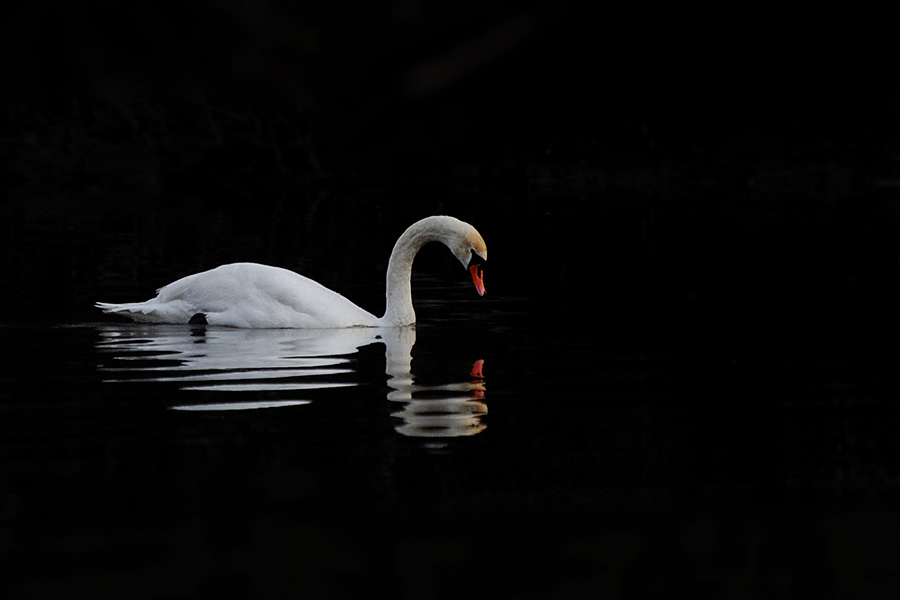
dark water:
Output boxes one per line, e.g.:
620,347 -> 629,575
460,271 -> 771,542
4,279 -> 900,597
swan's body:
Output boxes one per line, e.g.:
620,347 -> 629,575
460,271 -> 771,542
96,216 -> 487,328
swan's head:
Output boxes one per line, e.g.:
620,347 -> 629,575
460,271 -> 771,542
392,215 -> 488,299
447,219 -> 487,297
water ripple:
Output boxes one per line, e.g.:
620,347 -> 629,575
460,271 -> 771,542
95,324 -> 488,437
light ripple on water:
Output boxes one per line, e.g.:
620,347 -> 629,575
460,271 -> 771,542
101,367 -> 352,382
95,324 -> 489,437
170,399 -> 311,411
95,324 -> 376,408
185,382 -> 357,392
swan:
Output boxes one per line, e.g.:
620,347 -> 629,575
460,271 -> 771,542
96,215 -> 487,328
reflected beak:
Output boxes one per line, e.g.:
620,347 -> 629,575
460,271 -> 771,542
470,359 -> 484,378
469,264 -> 486,297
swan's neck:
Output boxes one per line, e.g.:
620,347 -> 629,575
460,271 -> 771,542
380,219 -> 447,326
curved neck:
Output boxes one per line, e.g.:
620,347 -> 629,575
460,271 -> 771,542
380,217 -> 452,326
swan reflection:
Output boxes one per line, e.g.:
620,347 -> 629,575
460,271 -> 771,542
96,324 -> 487,437
384,328 -> 487,437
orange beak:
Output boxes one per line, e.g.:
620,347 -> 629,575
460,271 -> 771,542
469,264 -> 486,296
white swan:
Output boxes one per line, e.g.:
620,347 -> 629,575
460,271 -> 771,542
96,215 -> 487,328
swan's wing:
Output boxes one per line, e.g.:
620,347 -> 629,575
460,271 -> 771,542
99,263 -> 379,328
157,263 -> 379,328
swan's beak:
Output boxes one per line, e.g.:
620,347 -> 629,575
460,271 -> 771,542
469,264 -> 486,296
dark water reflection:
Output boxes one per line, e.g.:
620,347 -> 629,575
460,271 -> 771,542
95,323 -> 487,436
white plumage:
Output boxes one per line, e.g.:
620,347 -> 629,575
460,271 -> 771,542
96,215 -> 487,328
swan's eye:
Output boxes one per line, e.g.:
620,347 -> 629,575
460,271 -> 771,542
468,249 -> 486,268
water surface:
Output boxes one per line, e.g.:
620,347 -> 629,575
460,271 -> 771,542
3,307 -> 900,597
95,323 -> 487,435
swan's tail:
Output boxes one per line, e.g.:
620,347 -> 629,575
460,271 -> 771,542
95,300 -> 191,323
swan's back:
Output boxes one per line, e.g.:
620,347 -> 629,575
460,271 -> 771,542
99,263 -> 379,328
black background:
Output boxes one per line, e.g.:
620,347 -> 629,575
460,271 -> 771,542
2,2 -> 898,344
3,1 -> 900,597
